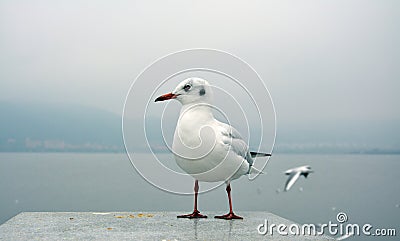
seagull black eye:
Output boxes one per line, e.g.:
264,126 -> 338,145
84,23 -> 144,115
183,84 -> 191,92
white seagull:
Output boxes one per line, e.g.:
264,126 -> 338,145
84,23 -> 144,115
155,77 -> 271,219
284,165 -> 313,192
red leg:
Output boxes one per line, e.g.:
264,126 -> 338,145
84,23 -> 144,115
215,183 -> 243,219
177,180 -> 207,218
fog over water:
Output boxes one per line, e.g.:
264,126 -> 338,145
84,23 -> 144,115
0,1 -> 399,240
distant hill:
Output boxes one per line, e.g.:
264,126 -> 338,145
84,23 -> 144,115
0,101 -> 123,152
0,101 -> 399,154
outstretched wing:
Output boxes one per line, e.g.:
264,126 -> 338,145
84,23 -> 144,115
285,171 -> 301,191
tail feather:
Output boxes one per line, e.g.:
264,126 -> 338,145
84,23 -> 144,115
250,152 -> 272,158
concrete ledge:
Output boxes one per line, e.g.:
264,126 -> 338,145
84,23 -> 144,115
0,212 -> 334,240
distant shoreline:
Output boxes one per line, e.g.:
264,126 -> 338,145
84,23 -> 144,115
1,150 -> 399,155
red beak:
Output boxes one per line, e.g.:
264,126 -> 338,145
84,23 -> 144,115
154,92 -> 177,102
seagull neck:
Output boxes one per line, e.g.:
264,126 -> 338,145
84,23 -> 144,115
180,102 -> 214,119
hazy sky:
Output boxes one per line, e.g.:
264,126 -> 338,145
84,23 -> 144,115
1,0 -> 399,127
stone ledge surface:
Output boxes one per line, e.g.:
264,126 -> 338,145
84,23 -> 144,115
0,211 -> 334,240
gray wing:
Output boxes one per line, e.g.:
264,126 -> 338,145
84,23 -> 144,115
218,122 -> 254,168
285,171 -> 301,191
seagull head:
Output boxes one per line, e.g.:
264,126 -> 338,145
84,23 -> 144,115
155,77 -> 212,105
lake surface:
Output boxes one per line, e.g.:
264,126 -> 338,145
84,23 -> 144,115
0,153 -> 399,240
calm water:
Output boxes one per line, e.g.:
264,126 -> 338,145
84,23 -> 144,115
0,153 -> 399,240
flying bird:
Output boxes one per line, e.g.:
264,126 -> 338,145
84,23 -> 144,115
155,77 -> 271,219
284,165 -> 313,192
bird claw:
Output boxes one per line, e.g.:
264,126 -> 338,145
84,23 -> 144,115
214,212 -> 243,220
177,210 -> 207,219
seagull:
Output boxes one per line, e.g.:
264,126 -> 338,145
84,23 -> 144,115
284,165 -> 313,192
155,77 -> 271,219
